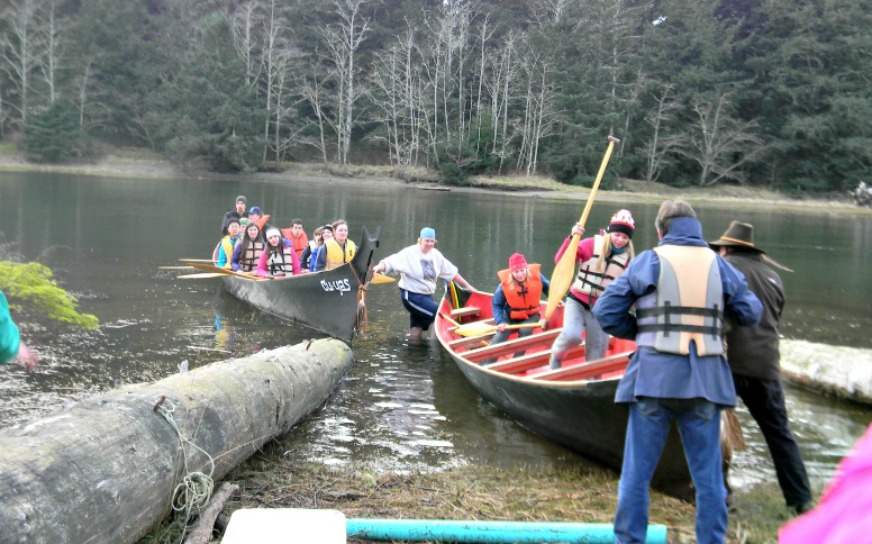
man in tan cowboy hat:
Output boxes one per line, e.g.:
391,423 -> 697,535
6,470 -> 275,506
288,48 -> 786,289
709,220 -> 814,516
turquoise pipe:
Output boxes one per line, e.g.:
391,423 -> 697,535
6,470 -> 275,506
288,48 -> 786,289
346,518 -> 667,543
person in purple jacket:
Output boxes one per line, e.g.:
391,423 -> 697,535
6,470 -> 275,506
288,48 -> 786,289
593,200 -> 762,544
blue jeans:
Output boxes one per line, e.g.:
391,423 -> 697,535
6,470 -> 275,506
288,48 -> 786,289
615,398 -> 727,544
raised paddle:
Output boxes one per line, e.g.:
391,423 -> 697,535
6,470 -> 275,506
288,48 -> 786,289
545,135 -> 620,320
453,321 -> 542,338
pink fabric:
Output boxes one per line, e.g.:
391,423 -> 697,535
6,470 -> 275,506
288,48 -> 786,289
779,422 -> 872,543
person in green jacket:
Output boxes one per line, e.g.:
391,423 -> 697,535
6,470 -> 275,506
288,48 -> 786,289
1,290 -> 38,371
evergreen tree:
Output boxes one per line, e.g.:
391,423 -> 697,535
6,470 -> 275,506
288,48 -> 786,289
23,99 -> 80,163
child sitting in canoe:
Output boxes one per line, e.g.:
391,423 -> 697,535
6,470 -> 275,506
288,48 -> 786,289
257,227 -> 301,277
484,252 -> 550,362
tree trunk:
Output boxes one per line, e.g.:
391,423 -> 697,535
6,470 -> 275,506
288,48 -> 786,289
0,338 -> 353,544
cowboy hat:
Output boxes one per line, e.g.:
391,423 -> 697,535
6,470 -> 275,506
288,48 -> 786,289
709,220 -> 793,272
709,221 -> 765,253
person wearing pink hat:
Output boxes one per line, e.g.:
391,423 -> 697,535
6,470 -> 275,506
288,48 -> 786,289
486,252 -> 551,359
548,209 -> 636,369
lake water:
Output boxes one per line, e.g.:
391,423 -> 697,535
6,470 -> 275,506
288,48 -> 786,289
1,171 -> 870,493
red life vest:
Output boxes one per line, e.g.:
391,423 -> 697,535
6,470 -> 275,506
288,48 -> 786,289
281,228 -> 309,260
497,263 -> 544,320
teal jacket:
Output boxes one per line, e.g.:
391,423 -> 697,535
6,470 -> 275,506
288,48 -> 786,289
1,291 -> 21,364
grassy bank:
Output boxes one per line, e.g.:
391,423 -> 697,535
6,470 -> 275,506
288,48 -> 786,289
141,449 -> 800,544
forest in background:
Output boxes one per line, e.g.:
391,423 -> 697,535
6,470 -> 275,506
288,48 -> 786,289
1,0 -> 870,194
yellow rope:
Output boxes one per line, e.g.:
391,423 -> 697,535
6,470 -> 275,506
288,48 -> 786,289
155,398 -> 216,542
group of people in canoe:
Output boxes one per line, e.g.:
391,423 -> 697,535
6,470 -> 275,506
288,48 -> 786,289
218,195 -> 357,277
374,198 -> 814,544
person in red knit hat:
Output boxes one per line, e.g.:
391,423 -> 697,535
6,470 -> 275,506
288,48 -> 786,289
549,209 -> 636,368
484,252 -> 551,362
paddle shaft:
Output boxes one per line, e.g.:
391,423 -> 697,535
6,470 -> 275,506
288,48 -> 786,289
545,136 -> 620,320
454,321 -> 541,338
187,262 -> 264,280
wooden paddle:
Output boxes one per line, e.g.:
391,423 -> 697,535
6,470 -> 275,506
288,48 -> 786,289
545,135 -> 620,320
187,262 -> 265,280
159,265 -> 195,270
177,272 -> 227,280
453,321 -> 541,338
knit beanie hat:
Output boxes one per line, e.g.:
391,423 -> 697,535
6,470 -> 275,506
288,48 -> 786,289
608,209 -> 635,238
508,252 -> 528,272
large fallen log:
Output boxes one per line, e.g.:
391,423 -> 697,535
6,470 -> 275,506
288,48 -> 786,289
781,339 -> 872,405
0,338 -> 353,544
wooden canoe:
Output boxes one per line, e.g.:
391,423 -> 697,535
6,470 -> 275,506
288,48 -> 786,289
188,227 -> 380,342
434,286 -> 694,498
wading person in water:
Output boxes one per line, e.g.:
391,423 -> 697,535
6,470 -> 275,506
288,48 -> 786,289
371,227 -> 475,340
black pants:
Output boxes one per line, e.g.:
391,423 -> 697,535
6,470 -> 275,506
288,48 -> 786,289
734,375 -> 813,508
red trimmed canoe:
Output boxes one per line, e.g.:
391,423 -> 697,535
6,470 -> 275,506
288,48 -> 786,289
434,287 -> 694,498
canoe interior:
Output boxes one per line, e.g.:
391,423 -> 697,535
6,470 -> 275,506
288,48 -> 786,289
435,287 -> 694,499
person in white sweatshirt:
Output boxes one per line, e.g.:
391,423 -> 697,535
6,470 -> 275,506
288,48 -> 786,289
371,227 -> 475,339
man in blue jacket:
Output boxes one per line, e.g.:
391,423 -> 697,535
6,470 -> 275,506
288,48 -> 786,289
593,200 -> 762,544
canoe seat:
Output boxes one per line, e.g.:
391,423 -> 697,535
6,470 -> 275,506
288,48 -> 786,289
450,307 -> 481,319
463,328 -> 561,363
449,334 -> 495,350
531,352 -> 630,382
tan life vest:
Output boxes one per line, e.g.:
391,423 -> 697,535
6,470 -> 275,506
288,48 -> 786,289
265,245 -> 295,276
239,241 -> 265,272
571,235 -> 630,298
635,245 -> 725,356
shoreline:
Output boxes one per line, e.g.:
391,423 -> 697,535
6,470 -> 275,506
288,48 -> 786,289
3,153 -> 870,216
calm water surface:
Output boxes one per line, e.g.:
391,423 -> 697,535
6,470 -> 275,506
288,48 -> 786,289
1,172 -> 871,493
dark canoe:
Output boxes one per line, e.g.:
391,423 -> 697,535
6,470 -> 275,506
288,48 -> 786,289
434,287 -> 693,498
219,226 -> 380,342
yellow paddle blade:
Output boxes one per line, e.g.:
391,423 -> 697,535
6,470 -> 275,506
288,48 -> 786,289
370,273 -> 396,285
546,235 -> 580,319
545,135 -> 619,320
453,322 -> 499,337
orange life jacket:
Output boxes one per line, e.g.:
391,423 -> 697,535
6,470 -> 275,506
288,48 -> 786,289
497,264 -> 543,320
